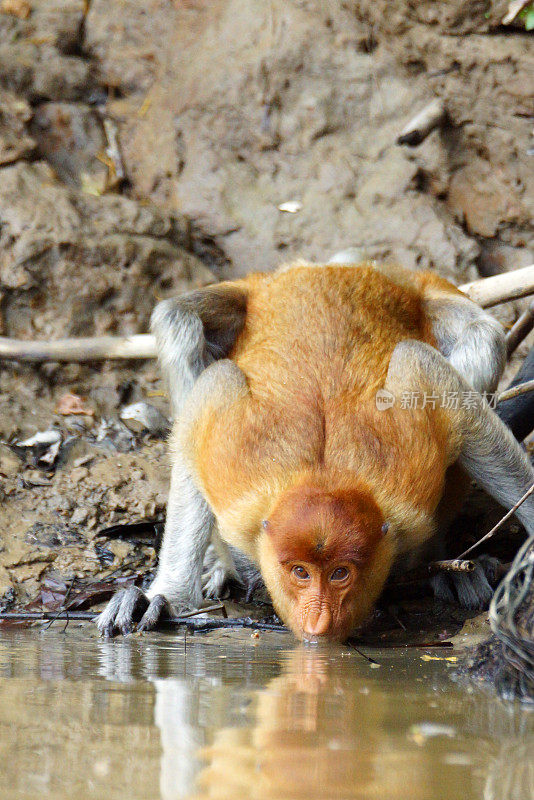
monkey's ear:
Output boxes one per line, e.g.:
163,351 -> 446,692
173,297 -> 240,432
381,522 -> 390,536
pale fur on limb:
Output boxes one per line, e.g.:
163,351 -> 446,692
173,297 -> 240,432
386,340 -> 534,537
96,287 -> 248,635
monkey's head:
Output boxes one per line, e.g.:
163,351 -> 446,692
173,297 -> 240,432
258,483 -> 394,642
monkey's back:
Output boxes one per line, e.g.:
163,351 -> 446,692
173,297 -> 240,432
195,263 -> 454,545
233,263 -> 435,401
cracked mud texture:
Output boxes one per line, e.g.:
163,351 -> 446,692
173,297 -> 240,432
0,0 -> 532,613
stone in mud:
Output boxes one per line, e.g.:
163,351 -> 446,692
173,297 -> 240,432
0,0 -> 91,102
120,402 -> 170,437
0,443 -> 21,477
0,0 -> 87,50
0,88 -> 35,165
448,158 -> 527,238
30,102 -> 108,191
0,42 -> 92,103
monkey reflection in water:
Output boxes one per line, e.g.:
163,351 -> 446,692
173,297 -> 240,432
97,262 -> 534,641
154,647 -> 530,800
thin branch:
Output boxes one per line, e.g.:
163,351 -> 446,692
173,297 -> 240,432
0,334 -> 156,362
102,117 -> 126,184
459,264 -> 534,309
458,483 -> 534,558
0,606 -> 291,634
397,99 -> 446,146
0,267 -> 533,363
498,379 -> 534,404
427,559 -> 475,574
506,299 -> 534,357
43,575 -> 76,631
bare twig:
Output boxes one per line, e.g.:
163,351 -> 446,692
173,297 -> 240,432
346,641 -> 380,665
161,603 -> 226,619
0,610 -> 287,633
0,611 -> 100,621
43,575 -> 76,631
1,268 -> 533,363
498,379 -> 534,404
397,99 -> 446,146
0,603 -> 227,623
458,483 -> 534,559
460,264 -> 534,308
391,558 -> 475,587
428,559 -> 475,574
506,300 -> 534,357
102,117 -> 126,185
0,334 -> 156,362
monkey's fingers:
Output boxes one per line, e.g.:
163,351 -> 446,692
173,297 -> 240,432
430,555 -> 500,610
137,595 -> 168,632
95,586 -> 148,637
201,565 -> 233,599
114,586 -> 148,634
95,589 -> 128,637
245,575 -> 266,604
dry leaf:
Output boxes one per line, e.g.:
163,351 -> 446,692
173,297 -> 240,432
278,200 -> 302,213
56,393 -> 95,416
420,654 -> 458,662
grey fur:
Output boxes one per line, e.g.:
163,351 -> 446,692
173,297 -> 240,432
150,287 -> 247,418
150,299 -> 213,419
430,556 -> 499,608
424,295 -> 506,393
97,287 -> 247,635
138,595 -> 168,631
386,338 -> 533,609
145,359 -> 248,613
386,340 -> 534,534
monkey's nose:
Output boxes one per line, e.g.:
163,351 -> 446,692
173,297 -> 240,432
303,606 -> 332,638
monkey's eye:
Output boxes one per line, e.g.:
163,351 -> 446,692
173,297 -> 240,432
292,565 -> 310,580
330,567 -> 350,582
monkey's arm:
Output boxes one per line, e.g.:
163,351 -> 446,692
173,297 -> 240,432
96,284 -> 249,636
385,340 -> 534,608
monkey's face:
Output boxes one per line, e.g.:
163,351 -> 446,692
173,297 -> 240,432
282,559 -> 365,642
258,483 -> 394,642
261,546 -> 393,642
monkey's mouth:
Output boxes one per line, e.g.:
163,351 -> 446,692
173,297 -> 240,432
299,625 -> 348,645
302,634 -> 321,646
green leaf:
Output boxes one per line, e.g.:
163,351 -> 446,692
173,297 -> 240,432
525,9 -> 534,29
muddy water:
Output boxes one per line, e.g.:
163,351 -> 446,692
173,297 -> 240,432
0,627 -> 531,800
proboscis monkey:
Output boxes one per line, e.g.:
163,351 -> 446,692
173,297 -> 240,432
97,262 -> 534,641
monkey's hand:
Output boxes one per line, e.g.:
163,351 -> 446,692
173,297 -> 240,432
95,587 -> 174,637
201,543 -> 241,599
430,555 -> 500,610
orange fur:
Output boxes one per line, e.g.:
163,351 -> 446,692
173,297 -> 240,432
184,263 -> 463,640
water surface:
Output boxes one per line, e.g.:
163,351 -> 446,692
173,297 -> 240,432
0,625 -> 531,799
